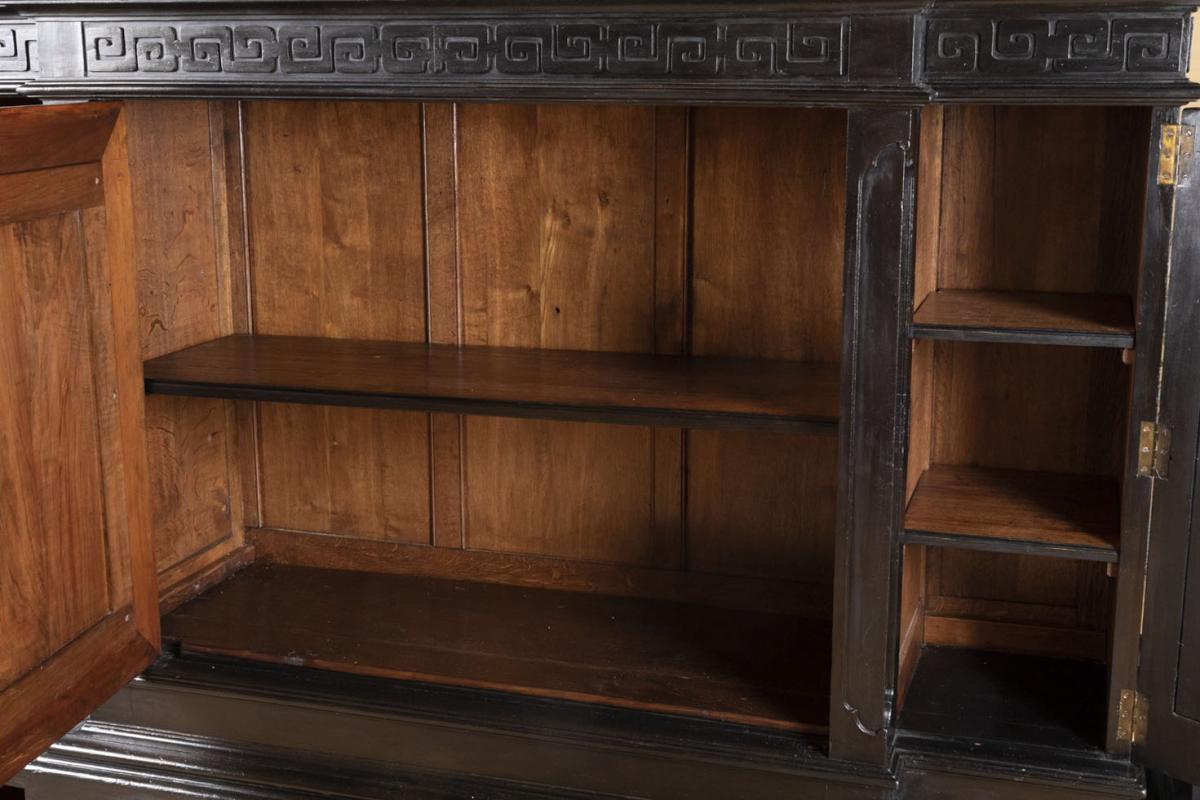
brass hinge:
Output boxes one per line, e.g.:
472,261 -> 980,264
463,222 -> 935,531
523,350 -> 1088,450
1158,124 -> 1195,186
1137,421 -> 1171,479
1117,689 -> 1149,744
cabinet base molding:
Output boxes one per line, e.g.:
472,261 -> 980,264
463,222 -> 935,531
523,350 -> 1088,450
14,656 -> 1144,800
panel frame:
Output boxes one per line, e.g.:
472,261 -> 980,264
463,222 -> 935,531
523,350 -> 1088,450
0,101 -> 160,784
1137,105 -> 1200,782
829,106 -> 919,765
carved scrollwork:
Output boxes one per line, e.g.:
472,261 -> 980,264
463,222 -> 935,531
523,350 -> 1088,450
0,23 -> 37,73
82,19 -> 848,79
924,15 -> 1186,76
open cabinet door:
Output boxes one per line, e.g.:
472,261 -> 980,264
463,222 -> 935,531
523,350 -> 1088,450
1139,106 -> 1200,786
0,102 -> 159,783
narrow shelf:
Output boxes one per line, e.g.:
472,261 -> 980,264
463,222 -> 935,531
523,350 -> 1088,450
911,290 -> 1134,348
898,646 -> 1106,753
902,465 -> 1120,562
163,564 -> 832,732
143,335 -> 840,434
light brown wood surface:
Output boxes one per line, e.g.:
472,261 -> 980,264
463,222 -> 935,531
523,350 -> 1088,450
905,465 -> 1121,552
0,102 -> 159,785
902,105 -> 1146,666
243,101 -> 431,543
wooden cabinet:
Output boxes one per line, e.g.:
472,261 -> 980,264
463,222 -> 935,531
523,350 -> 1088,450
3,4 -> 1200,798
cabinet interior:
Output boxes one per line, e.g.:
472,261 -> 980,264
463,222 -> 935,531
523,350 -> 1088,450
127,101 -> 1150,743
898,105 -> 1151,750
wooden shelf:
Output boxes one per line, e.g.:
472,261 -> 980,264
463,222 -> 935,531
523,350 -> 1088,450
903,465 -> 1120,562
143,335 -> 840,434
163,564 -> 832,732
911,290 -> 1134,348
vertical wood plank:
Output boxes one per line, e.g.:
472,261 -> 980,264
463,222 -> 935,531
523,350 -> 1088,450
687,107 -> 844,582
243,101 -> 431,543
829,107 -> 918,766
651,106 -> 689,570
124,100 -> 239,577
456,104 -> 658,565
424,102 -> 465,550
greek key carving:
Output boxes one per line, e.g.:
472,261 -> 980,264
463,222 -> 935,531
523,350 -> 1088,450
83,19 -> 848,79
924,15 -> 1186,76
0,23 -> 36,73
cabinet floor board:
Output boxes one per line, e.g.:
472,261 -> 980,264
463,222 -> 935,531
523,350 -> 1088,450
899,645 -> 1108,753
143,335 -> 840,434
161,564 -> 832,732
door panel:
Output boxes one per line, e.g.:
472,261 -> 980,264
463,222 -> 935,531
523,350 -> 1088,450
0,102 -> 159,784
1140,106 -> 1200,784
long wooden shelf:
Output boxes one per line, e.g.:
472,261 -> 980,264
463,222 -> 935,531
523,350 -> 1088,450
903,465 -> 1120,562
911,290 -> 1134,348
163,564 -> 832,732
143,335 -> 840,434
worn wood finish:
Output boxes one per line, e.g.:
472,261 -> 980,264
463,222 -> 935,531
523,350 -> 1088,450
145,334 -> 842,433
163,563 -> 832,732
455,103 -> 659,565
829,107 -> 918,765
242,100 -> 431,543
912,290 -> 1135,348
124,100 -> 244,582
687,107 -> 844,582
249,527 -> 831,617
903,466 -> 1121,561
0,102 -> 159,785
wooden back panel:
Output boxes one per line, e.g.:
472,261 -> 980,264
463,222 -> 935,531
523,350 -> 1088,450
187,101 -> 848,616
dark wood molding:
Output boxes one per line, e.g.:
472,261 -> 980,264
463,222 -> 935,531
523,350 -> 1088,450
11,654 -> 1147,800
829,106 -> 918,766
3,4 -> 1199,102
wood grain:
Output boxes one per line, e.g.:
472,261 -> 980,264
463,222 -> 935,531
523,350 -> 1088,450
164,563 -> 832,732
0,103 -> 159,785
0,163 -> 103,226
124,100 -> 241,580
905,465 -> 1120,556
912,290 -> 1134,346
0,104 -> 120,176
250,527 -> 832,617
687,108 -> 845,581
242,101 -> 430,543
908,106 -> 1143,660
456,104 -> 659,564
0,213 -> 111,687
144,335 -> 842,431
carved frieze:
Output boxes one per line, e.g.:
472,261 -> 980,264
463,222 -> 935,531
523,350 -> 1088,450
81,20 -> 849,79
923,14 -> 1188,77
0,23 -> 37,73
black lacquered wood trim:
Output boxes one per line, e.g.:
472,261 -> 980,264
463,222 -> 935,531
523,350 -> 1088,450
4,4 -> 1200,104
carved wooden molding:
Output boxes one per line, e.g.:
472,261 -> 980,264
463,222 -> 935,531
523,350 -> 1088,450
923,14 -> 1188,78
80,19 -> 849,80
5,7 -> 1199,102
0,22 -> 37,74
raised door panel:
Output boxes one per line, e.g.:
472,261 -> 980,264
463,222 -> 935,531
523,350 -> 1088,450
0,103 -> 158,783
